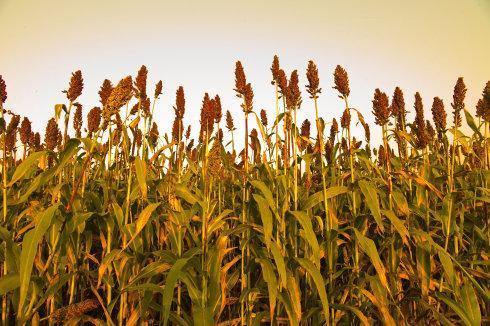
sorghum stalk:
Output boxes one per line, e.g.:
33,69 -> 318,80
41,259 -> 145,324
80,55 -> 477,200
1,105 -> 6,223
445,78 -> 466,254
0,100 -> 7,325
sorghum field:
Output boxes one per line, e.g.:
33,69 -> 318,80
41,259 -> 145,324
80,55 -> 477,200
0,57 -> 488,325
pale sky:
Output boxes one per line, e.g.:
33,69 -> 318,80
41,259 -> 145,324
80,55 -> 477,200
1,0 -> 489,146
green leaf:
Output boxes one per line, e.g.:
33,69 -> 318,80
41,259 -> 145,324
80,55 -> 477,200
277,292 -> 299,326
435,293 -> 472,326
8,151 -> 46,186
98,249 -> 122,286
290,211 -> 320,266
270,242 -> 287,289
126,203 -> 160,248
460,283 -> 481,326
331,304 -> 370,325
358,180 -> 384,231
254,194 -> 273,248
135,157 -> 148,199
0,227 -> 20,273
175,184 -> 199,205
251,180 -> 276,211
437,248 -> 456,290
302,186 -> 348,210
296,258 -> 329,322
256,258 -> 278,322
54,104 -> 65,119
162,258 -> 190,326
56,139 -> 80,173
18,204 -> 59,318
0,274 -> 19,295
112,202 -> 124,228
416,242 -> 431,298
382,210 -> 409,241
354,229 -> 389,293
464,109 -> 482,138
392,188 -> 409,215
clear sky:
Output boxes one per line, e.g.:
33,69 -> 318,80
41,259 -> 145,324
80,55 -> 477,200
1,0 -> 489,145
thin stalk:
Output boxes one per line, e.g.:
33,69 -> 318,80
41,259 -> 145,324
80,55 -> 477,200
240,110 -> 249,326
1,103 -> 7,324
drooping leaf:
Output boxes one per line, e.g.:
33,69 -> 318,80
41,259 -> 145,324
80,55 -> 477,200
254,194 -> 273,248
8,151 -> 46,186
354,229 -> 389,293
358,180 -> 384,232
134,157 -> 148,199
296,258 -> 329,322
18,204 -> 59,317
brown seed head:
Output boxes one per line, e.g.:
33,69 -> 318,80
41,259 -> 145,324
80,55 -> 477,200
306,60 -> 321,98
234,61 -> 247,95
363,122 -> 371,143
130,102 -> 140,115
66,70 -> 83,102
6,114 -> 20,133
340,108 -> 351,129
135,65 -> 148,98
105,76 -> 133,120
99,79 -> 113,107
29,132 -> 41,150
0,75 -> 7,104
271,55 -> 280,84
87,107 -> 102,135
277,69 -> 288,95
341,137 -> 348,154
186,139 -> 194,153
73,103 -> 83,137
154,80 -> 163,98
372,88 -> 390,126
301,119 -> 311,139
285,112 -> 292,133
452,77 -> 466,128
324,139 -> 333,164
135,128 -> 143,148
391,87 -> 406,129
431,97 -> 446,132
149,122 -> 159,147
414,92 -> 427,149
5,114 -> 20,152
45,118 -> 60,150
19,117 -> 32,145
200,93 -> 215,140
260,109 -> 268,127
242,83 -> 254,112
214,95 -> 222,123
208,142 -> 224,179
174,86 -> 185,119
426,120 -> 435,139
50,299 -> 99,324
225,110 -> 234,131
479,81 -> 490,122
217,128 -> 224,142
476,98 -> 485,119
330,118 -> 338,143
141,97 -> 151,117
333,65 -> 350,97
286,70 -> 301,109
378,144 -> 386,167
172,116 -> 183,142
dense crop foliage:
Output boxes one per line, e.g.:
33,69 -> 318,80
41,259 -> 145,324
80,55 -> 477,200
0,59 -> 488,325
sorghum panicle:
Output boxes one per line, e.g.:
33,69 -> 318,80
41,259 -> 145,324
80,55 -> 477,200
66,70 -> 83,102
333,65 -> 350,98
